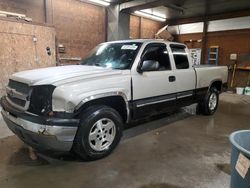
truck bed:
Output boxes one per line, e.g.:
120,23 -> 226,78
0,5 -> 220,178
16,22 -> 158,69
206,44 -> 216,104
194,65 -> 228,89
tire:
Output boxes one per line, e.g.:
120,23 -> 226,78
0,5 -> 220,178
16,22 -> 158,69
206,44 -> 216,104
73,105 -> 123,160
199,87 -> 219,115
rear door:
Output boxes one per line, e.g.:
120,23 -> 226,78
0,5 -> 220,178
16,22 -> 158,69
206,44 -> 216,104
169,44 -> 196,107
132,43 -> 177,118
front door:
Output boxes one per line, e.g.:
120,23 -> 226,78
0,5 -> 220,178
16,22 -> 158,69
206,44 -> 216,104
132,43 -> 177,119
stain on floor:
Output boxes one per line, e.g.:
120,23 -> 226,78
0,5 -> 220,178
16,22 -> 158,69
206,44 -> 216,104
8,147 -> 49,166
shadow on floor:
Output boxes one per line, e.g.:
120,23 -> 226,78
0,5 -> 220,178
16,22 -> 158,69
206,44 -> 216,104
216,163 -> 231,175
123,109 -> 192,140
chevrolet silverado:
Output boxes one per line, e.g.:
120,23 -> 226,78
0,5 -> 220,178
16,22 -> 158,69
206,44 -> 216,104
1,39 -> 228,160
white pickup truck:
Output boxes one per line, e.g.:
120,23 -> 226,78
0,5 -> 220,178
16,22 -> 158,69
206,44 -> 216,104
1,39 -> 228,160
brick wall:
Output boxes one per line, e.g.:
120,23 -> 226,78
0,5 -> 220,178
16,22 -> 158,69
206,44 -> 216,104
141,17 -> 164,39
130,15 -> 140,39
53,0 -> 106,60
130,15 -> 164,39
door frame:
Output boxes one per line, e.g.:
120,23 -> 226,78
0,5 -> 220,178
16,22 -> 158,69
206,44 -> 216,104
130,42 -> 177,119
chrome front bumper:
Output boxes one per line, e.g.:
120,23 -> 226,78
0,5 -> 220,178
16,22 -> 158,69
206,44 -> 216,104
1,108 -> 78,152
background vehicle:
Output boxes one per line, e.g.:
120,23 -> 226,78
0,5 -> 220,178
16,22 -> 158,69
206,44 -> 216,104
1,39 -> 228,160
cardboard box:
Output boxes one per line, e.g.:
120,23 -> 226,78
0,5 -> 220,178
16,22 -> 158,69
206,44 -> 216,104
155,25 -> 174,41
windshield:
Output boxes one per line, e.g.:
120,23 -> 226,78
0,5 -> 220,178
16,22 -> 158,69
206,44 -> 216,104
80,42 -> 142,70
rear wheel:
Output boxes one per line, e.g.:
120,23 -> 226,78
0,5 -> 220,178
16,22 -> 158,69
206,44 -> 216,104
199,87 -> 219,115
73,105 -> 123,160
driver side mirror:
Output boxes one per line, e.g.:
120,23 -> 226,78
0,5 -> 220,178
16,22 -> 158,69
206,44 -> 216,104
138,60 -> 160,73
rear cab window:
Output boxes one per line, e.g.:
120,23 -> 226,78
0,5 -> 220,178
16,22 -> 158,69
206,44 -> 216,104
170,44 -> 189,69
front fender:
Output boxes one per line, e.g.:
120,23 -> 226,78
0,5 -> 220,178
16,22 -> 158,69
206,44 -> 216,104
74,91 -> 129,110
52,88 -> 130,113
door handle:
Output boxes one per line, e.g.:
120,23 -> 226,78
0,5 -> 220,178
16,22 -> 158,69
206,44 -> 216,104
169,76 -> 176,82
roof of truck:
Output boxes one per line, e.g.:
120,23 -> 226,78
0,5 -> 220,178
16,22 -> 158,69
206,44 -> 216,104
105,39 -> 185,46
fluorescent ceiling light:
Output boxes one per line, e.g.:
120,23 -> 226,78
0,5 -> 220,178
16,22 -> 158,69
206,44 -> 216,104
134,10 -> 166,22
88,0 -> 110,6
141,9 -> 166,19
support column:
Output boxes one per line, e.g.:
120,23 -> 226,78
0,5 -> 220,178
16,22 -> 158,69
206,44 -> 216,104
201,20 -> 208,64
201,0 -> 210,64
107,5 -> 130,41
44,0 -> 53,24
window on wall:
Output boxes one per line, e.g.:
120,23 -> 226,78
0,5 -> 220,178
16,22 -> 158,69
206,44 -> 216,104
170,45 -> 189,69
142,44 -> 171,71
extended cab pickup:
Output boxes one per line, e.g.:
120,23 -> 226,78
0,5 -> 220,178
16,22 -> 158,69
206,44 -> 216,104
1,39 -> 228,160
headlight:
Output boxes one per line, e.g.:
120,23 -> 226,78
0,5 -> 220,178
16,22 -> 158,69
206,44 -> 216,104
28,85 -> 56,115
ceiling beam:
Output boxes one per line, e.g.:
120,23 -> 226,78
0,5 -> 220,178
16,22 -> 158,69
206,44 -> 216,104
113,0 -> 135,5
120,0 -> 185,13
163,3 -> 185,13
120,0 -> 155,12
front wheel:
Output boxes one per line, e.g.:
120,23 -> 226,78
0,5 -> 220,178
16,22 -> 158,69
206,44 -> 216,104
73,105 -> 123,160
199,87 -> 219,115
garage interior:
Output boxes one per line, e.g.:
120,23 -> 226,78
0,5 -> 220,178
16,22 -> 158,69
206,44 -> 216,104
0,0 -> 250,187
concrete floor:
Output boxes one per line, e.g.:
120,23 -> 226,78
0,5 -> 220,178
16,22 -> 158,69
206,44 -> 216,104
0,93 -> 250,188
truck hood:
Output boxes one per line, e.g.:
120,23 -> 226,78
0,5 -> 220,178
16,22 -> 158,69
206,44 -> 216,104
11,65 -> 124,86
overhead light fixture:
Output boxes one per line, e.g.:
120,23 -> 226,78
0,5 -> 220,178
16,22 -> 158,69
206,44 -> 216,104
134,10 -> 166,22
87,0 -> 110,6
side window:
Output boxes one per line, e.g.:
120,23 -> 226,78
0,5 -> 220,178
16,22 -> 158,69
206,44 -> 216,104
142,45 -> 171,71
171,45 -> 189,69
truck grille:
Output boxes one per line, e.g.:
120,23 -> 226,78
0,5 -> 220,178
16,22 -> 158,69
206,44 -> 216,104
6,80 -> 32,110
8,79 -> 31,94
7,95 -> 26,107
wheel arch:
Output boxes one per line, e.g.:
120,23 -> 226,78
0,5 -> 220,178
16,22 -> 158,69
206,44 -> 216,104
209,79 -> 223,93
75,92 -> 129,123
